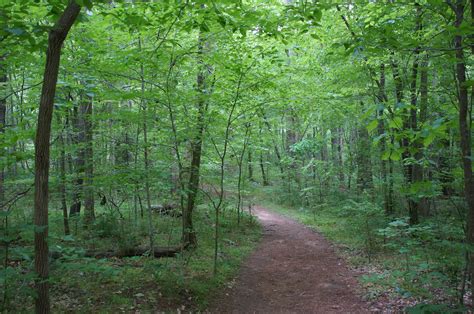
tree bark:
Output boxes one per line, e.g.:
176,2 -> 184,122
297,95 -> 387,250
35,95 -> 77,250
450,0 -> 474,301
82,96 -> 94,224
33,2 -> 81,313
183,31 -> 210,248
69,104 -> 84,216
138,36 -> 155,256
0,58 -> 6,207
56,114 -> 70,235
376,64 -> 393,214
405,3 -> 422,225
247,150 -> 254,182
356,102 -> 373,190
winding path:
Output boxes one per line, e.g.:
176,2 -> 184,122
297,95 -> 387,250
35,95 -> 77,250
210,206 -> 369,313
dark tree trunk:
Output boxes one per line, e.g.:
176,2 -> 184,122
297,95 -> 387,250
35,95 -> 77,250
183,31 -> 210,248
450,0 -> 474,301
69,104 -> 84,216
260,152 -> 269,186
56,114 -> 70,235
33,2 -> 81,313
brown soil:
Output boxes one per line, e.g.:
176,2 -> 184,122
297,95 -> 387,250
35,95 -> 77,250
209,206 -> 369,313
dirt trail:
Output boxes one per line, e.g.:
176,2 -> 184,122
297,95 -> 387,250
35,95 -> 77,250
209,206 -> 369,313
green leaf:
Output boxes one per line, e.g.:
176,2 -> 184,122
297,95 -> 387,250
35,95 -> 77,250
366,119 -> 378,133
423,133 -> 435,147
388,117 -> 403,129
313,8 -> 322,21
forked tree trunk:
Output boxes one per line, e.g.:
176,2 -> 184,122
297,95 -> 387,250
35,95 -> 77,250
33,2 -> 81,313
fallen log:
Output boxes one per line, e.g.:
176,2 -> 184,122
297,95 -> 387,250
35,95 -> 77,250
6,246 -> 185,263
150,204 -> 182,217
84,246 -> 181,259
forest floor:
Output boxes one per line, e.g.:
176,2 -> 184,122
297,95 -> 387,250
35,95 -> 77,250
209,206 -> 369,313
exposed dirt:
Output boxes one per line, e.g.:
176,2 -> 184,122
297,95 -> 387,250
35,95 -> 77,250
209,206 -> 369,313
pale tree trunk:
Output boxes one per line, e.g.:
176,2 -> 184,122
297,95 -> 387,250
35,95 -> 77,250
138,36 -> 155,256
235,124 -> 251,224
331,128 -> 344,187
376,64 -> 393,214
337,128 -> 344,185
356,102 -> 373,190
82,96 -> 94,224
0,58 -> 6,207
418,53 -> 430,216
406,3 -> 422,225
33,2 -> 81,312
247,150 -> 253,182
258,126 -> 269,186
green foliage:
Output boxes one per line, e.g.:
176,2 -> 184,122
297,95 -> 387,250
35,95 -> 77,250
1,0 -> 473,311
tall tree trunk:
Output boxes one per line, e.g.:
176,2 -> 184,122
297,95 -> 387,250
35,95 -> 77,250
183,31 -> 210,248
0,58 -> 6,207
69,103 -> 84,216
331,128 -> 344,187
33,2 -> 81,312
356,102 -> 373,190
259,152 -> 268,186
258,126 -> 269,186
57,114 -> 70,235
337,128 -> 344,185
138,36 -> 155,256
377,64 -> 393,214
247,150 -> 254,182
82,96 -> 94,224
450,0 -> 474,301
405,4 -> 422,225
260,111 -> 284,177
236,124 -> 250,225
418,53 -> 430,215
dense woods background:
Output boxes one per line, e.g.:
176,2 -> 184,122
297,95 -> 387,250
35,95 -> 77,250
1,0 -> 473,312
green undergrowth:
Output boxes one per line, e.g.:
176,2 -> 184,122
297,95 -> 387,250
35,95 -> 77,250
1,203 -> 261,312
255,186 -> 467,310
